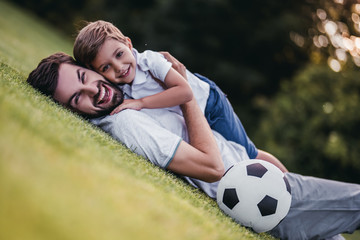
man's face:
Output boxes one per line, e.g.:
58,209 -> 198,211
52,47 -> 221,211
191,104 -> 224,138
53,63 -> 124,117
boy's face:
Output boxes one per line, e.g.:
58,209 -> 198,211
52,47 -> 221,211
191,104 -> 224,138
53,63 -> 124,117
91,38 -> 136,84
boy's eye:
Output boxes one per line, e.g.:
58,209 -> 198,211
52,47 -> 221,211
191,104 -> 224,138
116,52 -> 123,58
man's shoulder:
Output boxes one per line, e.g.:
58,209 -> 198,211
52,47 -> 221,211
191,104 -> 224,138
90,109 -> 145,127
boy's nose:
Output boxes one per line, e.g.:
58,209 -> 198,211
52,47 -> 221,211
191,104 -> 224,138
114,62 -> 123,73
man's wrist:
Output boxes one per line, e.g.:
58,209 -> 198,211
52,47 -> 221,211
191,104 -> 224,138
139,98 -> 146,109
180,97 -> 196,112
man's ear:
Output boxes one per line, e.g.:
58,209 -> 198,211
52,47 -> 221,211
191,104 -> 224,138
125,37 -> 133,49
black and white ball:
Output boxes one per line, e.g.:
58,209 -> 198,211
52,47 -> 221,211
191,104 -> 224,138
216,160 -> 292,233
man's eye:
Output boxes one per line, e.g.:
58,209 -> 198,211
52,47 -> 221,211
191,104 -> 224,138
81,72 -> 85,83
75,94 -> 80,104
116,52 -> 123,58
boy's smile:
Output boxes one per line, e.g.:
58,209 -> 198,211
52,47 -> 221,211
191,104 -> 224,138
118,65 -> 131,78
92,38 -> 136,85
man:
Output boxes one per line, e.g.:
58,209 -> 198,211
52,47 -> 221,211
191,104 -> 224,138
27,52 -> 360,240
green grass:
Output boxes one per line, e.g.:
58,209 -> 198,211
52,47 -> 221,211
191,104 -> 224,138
0,1 -> 275,239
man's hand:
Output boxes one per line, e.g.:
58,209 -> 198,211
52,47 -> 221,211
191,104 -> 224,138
110,99 -> 143,115
160,51 -> 187,80
160,52 -> 224,182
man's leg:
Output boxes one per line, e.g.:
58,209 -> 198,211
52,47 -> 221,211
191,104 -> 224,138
269,173 -> 360,240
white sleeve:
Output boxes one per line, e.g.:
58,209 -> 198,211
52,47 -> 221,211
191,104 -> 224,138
92,109 -> 182,168
137,50 -> 172,82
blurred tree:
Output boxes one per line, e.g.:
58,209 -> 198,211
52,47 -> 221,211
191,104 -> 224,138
115,0 -> 310,134
10,0 -> 87,34
11,0 -> 310,131
255,63 -> 360,183
292,0 -> 360,71
253,0 -> 360,182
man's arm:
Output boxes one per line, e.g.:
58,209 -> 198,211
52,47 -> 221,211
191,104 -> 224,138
161,52 -> 225,183
168,98 -> 225,182
256,150 -> 288,172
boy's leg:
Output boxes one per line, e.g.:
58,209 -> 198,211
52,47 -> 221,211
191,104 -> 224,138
269,172 -> 360,240
194,73 -> 258,159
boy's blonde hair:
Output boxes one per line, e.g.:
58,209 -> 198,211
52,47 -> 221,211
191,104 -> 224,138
73,20 -> 128,68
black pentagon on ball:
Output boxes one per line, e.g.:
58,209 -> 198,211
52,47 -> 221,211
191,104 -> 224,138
257,195 -> 278,216
283,176 -> 291,194
223,188 -> 239,210
246,163 -> 268,178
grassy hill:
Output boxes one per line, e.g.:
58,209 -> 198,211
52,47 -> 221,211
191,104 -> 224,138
1,1 -> 359,239
0,1 -> 276,239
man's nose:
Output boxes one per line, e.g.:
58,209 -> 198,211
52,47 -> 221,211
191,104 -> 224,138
82,84 -> 98,96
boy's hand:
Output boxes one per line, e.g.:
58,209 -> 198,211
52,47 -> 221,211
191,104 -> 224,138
110,99 -> 143,115
159,51 -> 187,80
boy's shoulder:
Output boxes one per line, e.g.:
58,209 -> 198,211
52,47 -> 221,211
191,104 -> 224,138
134,49 -> 166,61
134,49 -> 171,75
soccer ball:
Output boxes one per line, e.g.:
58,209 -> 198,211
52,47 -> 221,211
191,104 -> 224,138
216,159 -> 292,233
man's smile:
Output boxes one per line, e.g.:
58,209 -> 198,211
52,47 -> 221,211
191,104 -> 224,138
96,82 -> 113,106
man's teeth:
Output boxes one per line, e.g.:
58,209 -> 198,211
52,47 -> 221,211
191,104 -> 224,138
99,86 -> 105,103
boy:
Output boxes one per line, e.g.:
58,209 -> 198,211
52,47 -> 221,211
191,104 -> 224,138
73,20 -> 275,165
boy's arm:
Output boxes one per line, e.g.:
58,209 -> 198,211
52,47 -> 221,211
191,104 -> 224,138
110,68 -> 193,114
143,67 -> 193,107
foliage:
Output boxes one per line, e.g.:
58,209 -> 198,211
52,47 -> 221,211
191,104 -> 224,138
255,63 -> 360,183
10,0 -> 311,130
292,0 -> 360,71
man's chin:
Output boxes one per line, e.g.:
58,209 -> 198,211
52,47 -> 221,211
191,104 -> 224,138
87,87 -> 124,119
81,106 -> 114,119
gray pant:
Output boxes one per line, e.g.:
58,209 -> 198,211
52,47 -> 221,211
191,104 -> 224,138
269,173 -> 360,240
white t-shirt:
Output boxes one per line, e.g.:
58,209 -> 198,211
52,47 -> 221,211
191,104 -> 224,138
120,49 -> 210,114
91,108 -> 250,199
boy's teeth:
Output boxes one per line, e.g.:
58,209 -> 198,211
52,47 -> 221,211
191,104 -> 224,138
122,68 -> 128,76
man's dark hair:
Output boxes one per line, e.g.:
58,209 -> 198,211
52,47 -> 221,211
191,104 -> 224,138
27,52 -> 76,97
